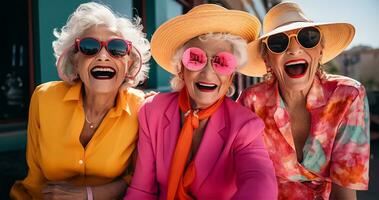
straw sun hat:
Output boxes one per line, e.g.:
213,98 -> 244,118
151,4 -> 261,74
241,1 -> 355,77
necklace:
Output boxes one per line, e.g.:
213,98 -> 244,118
85,110 -> 108,129
85,114 -> 96,129
85,113 -> 101,129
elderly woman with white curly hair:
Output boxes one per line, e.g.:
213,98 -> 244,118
10,2 -> 150,200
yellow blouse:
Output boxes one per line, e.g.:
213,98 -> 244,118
10,81 -> 144,200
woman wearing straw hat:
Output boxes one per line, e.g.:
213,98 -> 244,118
238,2 -> 370,199
11,2 -> 150,199
125,4 -> 277,200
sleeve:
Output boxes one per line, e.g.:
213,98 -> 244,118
232,117 -> 278,200
10,87 -> 46,200
122,90 -> 145,184
330,86 -> 370,190
124,103 -> 158,200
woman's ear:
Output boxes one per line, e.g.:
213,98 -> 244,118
224,73 -> 235,88
127,55 -> 135,68
178,65 -> 184,79
263,54 -> 270,68
70,54 -> 78,70
319,49 -> 323,63
229,73 -> 235,83
178,71 -> 184,80
127,50 -> 140,77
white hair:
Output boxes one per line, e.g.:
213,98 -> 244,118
52,2 -> 151,87
170,33 -> 247,94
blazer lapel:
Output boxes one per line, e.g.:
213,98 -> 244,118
162,96 -> 181,172
194,101 -> 226,188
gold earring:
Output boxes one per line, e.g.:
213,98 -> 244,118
317,62 -> 326,80
263,67 -> 273,82
226,84 -> 235,97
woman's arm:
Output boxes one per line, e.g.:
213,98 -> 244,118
232,118 -> 278,200
330,87 -> 370,194
93,179 -> 127,199
42,179 -> 127,200
10,88 -> 46,200
123,103 -> 158,199
330,183 -> 357,200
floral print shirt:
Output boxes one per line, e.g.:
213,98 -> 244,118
237,74 -> 370,200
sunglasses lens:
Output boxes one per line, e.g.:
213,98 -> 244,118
108,39 -> 129,57
79,38 -> 100,55
212,52 -> 237,75
182,47 -> 207,71
298,27 -> 321,48
267,33 -> 289,53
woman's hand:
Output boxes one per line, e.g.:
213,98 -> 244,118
42,178 -> 127,200
42,181 -> 86,200
144,91 -> 158,99
330,183 -> 357,200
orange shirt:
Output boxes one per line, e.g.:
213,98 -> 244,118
10,81 -> 144,200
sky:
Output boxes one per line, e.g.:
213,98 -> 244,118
289,0 -> 379,49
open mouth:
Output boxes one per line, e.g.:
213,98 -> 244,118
284,60 -> 308,78
195,81 -> 218,92
90,66 -> 116,79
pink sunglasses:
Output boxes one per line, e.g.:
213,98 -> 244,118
181,47 -> 237,75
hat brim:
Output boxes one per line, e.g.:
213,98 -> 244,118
151,8 -> 260,74
242,22 -> 355,77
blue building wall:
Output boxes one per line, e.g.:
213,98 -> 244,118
145,0 -> 182,91
0,0 -> 134,152
0,0 -> 183,152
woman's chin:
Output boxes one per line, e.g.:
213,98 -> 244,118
278,74 -> 313,91
84,79 -> 122,94
85,86 -> 119,96
192,99 -> 216,109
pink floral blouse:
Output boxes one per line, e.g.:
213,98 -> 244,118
238,74 -> 370,200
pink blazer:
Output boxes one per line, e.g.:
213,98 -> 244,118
125,92 -> 277,200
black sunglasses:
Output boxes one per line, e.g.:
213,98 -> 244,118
75,37 -> 132,58
263,27 -> 321,54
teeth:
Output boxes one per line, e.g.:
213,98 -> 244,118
90,66 -> 116,79
198,82 -> 217,87
285,60 -> 306,66
91,67 -> 115,73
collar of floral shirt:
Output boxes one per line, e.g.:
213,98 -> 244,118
265,75 -> 327,111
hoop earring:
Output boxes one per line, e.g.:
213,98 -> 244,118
226,84 -> 235,97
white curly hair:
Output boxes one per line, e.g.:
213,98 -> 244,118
52,2 -> 151,88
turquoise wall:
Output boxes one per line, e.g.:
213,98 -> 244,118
146,0 -> 182,91
36,0 -> 182,92
36,0 -> 132,84
0,0 -> 133,152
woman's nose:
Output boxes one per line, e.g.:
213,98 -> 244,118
202,60 -> 216,75
286,37 -> 303,56
96,47 -> 111,61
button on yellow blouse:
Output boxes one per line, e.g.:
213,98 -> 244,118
10,81 -> 144,199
